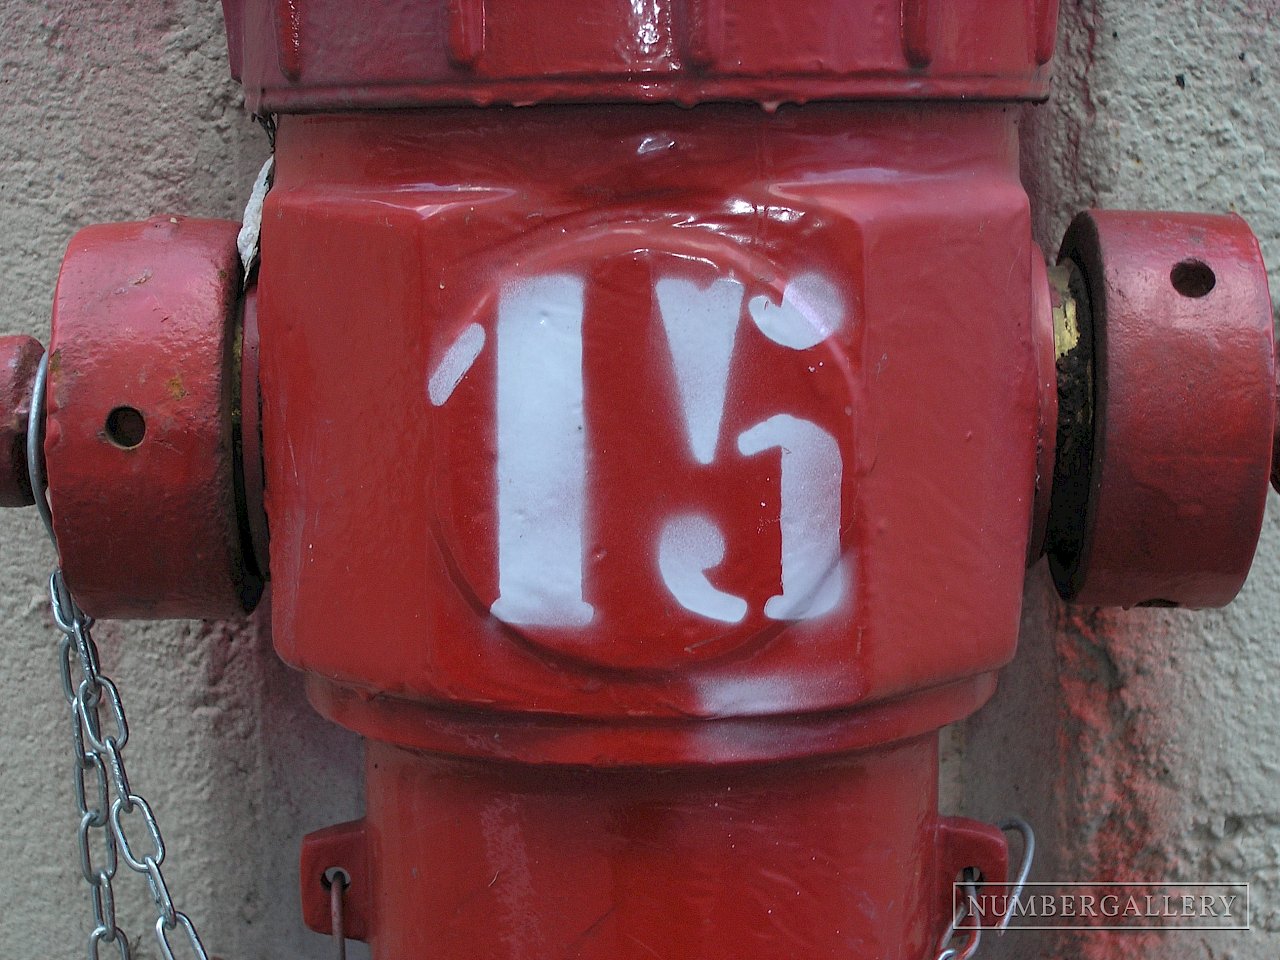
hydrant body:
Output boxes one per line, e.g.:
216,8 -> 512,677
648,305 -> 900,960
263,94 -> 1038,960
244,2 -> 1048,956
4,1 -> 1277,958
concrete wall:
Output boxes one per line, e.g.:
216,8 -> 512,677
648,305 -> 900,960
0,2 -> 1276,958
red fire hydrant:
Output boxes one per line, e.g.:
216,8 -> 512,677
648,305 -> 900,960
1,2 -> 1275,958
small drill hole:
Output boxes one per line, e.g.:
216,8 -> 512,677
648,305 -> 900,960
1170,259 -> 1216,298
105,407 -> 146,449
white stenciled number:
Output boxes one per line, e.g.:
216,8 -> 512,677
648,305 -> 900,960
658,514 -> 749,624
655,276 -> 743,465
428,269 -> 849,629
490,274 -> 594,627
737,414 -> 844,620
657,273 -> 847,623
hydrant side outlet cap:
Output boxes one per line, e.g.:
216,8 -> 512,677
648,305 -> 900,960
1049,209 -> 1276,609
45,217 -> 264,620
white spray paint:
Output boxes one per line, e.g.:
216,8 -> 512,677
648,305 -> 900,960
428,322 -> 486,406
657,514 -> 748,624
470,266 -> 847,629
738,414 -> 845,620
747,272 -> 844,350
655,276 -> 743,465
490,275 -> 595,627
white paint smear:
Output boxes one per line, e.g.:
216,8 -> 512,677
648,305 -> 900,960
428,322 -> 486,406
747,272 -> 844,350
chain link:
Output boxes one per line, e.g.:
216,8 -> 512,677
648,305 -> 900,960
936,868 -> 983,960
934,817 -> 1036,960
50,570 -> 211,960
27,348 -> 211,960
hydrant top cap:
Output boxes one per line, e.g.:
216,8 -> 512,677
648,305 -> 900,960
221,0 -> 1060,114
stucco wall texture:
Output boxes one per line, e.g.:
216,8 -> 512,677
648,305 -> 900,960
0,2 -> 1276,958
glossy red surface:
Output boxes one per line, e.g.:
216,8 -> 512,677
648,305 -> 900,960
0,335 -> 42,507
260,105 -> 1041,735
1053,210 -> 1275,609
307,673 -> 997,767
297,737 -> 1007,960
299,819 -> 371,942
256,102 -> 1039,957
221,0 -> 1059,113
45,217 -> 263,619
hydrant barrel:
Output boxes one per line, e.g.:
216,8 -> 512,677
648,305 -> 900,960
221,0 -> 1061,113
271,102 -> 1034,957
263,103 -> 1038,731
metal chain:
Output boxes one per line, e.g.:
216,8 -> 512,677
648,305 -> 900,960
934,817 -> 1036,960
27,351 -> 210,960
936,868 -> 983,960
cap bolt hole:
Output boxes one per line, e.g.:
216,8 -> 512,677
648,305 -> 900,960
1170,259 -> 1216,298
105,406 -> 146,449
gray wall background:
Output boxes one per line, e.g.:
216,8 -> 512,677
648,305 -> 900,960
0,2 -> 1276,957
